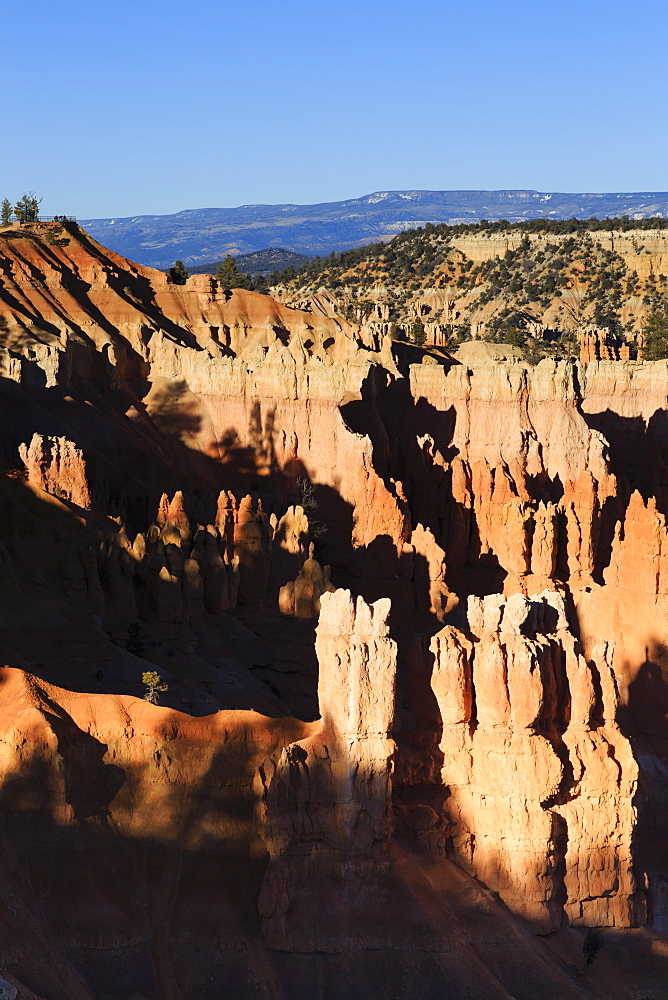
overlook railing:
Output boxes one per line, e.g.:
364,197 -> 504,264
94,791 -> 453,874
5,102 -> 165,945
24,216 -> 77,223
3,215 -> 77,224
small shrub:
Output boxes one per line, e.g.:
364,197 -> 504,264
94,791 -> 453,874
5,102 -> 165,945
296,477 -> 326,541
582,928 -> 603,966
142,670 -> 168,704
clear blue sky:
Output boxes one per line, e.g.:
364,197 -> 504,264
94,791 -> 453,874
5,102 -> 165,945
5,0 -> 667,217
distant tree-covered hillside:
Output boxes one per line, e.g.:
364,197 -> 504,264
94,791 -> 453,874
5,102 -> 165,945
188,246 -> 313,278
266,215 -> 668,362
268,215 -> 668,288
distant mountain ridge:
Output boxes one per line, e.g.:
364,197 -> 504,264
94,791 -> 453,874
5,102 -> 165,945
81,189 -> 668,270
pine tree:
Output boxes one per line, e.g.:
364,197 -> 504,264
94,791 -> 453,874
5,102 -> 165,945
641,304 -> 668,359
126,621 -> 145,657
13,192 -> 41,223
28,193 -> 40,220
215,255 -> 248,292
169,260 -> 189,285
1,199 -> 11,226
503,327 -> 525,347
410,318 -> 426,347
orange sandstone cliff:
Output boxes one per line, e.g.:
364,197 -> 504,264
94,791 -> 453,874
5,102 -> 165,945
0,223 -> 666,998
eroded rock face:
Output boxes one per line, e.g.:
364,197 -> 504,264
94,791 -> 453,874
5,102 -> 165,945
257,591 -> 397,950
278,542 -> 336,619
257,585 -> 645,954
0,666 -> 311,999
431,592 -> 642,932
269,586 -> 643,939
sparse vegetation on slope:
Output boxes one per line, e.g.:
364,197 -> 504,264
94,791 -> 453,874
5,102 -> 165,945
265,216 -> 668,361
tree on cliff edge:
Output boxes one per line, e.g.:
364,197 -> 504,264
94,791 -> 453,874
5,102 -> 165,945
142,670 -> 168,705
216,255 -> 249,292
169,260 -> 189,285
13,192 -> 41,223
1,199 -> 11,226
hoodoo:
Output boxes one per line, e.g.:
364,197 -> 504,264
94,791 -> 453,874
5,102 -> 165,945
0,220 -> 667,998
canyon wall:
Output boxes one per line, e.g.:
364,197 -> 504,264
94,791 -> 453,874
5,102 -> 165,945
0,224 -> 666,998
448,227 -> 668,272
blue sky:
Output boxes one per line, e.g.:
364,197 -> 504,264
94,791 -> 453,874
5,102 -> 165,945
4,0 -> 667,217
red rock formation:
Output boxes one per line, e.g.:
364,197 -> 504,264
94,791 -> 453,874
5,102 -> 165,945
578,326 -> 628,364
431,591 -> 641,932
0,665 -> 309,998
19,433 -> 91,508
278,542 -> 336,618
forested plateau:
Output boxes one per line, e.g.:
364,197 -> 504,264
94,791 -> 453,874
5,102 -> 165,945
267,217 -> 668,360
